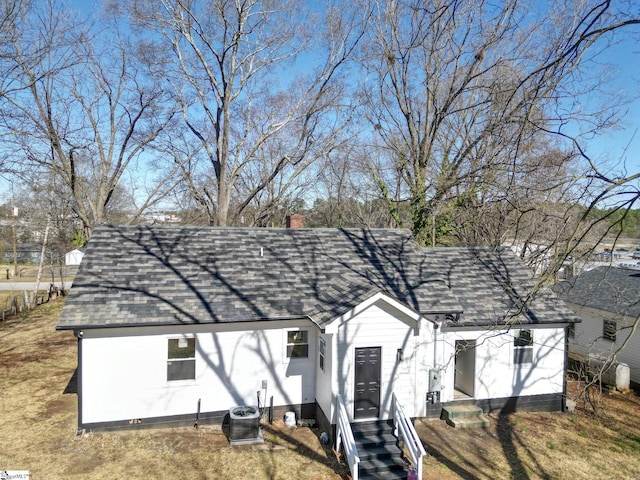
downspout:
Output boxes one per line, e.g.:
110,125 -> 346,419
433,322 -> 439,368
76,330 -> 83,436
563,325 -> 569,412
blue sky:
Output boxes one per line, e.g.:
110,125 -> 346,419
3,1 -> 639,209
578,29 -> 640,177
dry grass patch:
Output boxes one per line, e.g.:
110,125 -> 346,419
418,385 -> 640,479
0,300 -> 346,479
1,299 -> 640,479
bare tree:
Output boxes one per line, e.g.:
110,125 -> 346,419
357,0 -> 640,247
0,0 -> 178,242
122,0 -> 363,226
0,0 -> 33,174
305,144 -> 397,228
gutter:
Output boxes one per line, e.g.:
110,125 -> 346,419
56,314 -> 322,332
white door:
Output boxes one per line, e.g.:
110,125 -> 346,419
454,340 -> 476,397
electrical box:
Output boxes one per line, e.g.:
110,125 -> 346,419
262,379 -> 268,389
429,369 -> 442,392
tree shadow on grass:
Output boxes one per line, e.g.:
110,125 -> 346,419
259,423 -> 351,479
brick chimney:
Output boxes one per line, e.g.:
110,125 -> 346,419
286,214 -> 304,229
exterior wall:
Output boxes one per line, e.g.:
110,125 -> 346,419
79,304 -> 569,429
65,249 -> 84,266
439,326 -> 567,402
79,320 -> 317,426
568,303 -> 640,385
320,297 -> 567,424
327,299 -> 428,423
315,332 -> 333,424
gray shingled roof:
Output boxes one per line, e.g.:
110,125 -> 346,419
554,266 -> 640,319
56,225 -> 578,330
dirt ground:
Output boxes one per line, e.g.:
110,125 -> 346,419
1,299 -> 639,479
417,389 -> 640,480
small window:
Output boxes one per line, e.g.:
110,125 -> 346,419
603,320 -> 617,342
514,329 -> 533,364
287,330 -> 309,358
167,337 -> 196,381
319,337 -> 326,371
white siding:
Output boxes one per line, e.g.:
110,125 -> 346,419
415,319 -> 438,417
65,249 -> 84,266
80,320 -> 316,424
569,304 -> 640,384
438,326 -> 566,402
315,333 -> 333,423
330,299 -> 424,422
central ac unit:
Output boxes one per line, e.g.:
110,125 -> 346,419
228,406 -> 263,445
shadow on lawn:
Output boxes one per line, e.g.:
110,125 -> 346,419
419,411 -> 552,480
63,368 -> 78,394
259,423 -> 350,480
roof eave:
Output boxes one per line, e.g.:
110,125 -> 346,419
56,314 -> 317,332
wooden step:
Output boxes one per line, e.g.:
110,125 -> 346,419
351,419 -> 394,436
351,420 -> 411,479
358,456 -> 408,478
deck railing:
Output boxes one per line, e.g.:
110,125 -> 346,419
335,394 -> 360,480
392,393 -> 426,479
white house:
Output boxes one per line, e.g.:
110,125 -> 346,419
554,266 -> 640,387
64,249 -> 84,266
57,224 -> 578,436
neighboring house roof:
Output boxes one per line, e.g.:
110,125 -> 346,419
17,243 -> 42,251
554,266 -> 640,319
56,225 -> 577,330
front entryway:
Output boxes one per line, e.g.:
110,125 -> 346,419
354,347 -> 381,419
454,340 -> 476,397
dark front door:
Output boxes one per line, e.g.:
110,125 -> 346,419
354,347 -> 381,419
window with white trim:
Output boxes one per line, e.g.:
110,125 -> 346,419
286,330 -> 309,358
167,337 -> 196,381
513,329 -> 533,364
319,337 -> 326,371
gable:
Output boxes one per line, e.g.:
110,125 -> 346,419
323,292 -> 423,334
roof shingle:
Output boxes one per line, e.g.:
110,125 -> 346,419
56,225 -> 577,330
554,266 -> 640,319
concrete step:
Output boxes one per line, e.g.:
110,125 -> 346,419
445,415 -> 490,428
442,404 -> 483,419
442,404 -> 490,428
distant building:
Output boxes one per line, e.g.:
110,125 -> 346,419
554,266 -> 640,387
65,249 -> 84,266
